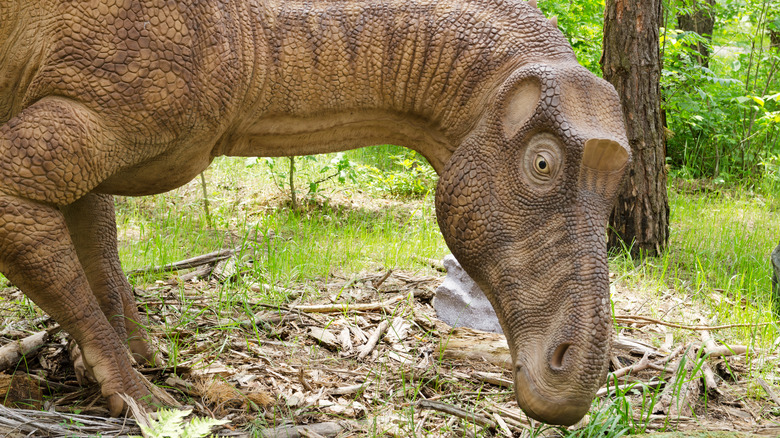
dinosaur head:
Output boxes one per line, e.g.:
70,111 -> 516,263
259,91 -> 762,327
435,62 -> 630,425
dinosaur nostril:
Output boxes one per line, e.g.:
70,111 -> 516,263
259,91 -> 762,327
550,343 -> 571,370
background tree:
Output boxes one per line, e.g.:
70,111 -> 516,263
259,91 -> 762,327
601,0 -> 669,257
677,0 -> 716,65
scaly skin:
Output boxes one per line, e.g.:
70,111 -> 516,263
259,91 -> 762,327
0,0 -> 630,424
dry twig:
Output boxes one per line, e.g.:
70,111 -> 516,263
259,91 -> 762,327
757,377 -> 780,406
700,330 -> 748,357
127,246 -> 244,276
0,327 -> 59,372
417,400 -> 496,430
357,320 -> 390,360
614,315 -> 773,332
0,403 -> 140,436
656,347 -> 700,417
260,421 -> 352,438
372,269 -> 393,288
293,295 -> 405,314
609,352 -> 652,380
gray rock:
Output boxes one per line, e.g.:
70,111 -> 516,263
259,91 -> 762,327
433,254 -> 503,334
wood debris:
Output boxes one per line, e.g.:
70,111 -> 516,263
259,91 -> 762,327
0,249 -> 775,437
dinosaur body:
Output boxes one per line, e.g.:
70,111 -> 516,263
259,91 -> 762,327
0,0 -> 630,425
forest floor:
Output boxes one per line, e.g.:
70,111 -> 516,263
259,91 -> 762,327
0,245 -> 779,437
0,156 -> 778,437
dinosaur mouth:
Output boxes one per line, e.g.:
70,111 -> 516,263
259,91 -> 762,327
513,362 -> 592,426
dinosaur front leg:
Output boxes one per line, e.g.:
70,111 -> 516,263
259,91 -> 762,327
0,197 -> 154,415
0,97 -> 158,415
61,193 -> 157,366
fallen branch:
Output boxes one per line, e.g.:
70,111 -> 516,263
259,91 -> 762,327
0,326 -> 60,372
700,361 -> 719,395
298,428 -> 327,438
292,295 -> 405,314
308,327 -> 340,352
491,412 -> 513,437
758,377 -> 780,406
0,403 -> 139,436
614,315 -> 773,332
485,403 -> 528,429
417,400 -> 496,430
655,347 -> 700,418
260,421 -> 353,438
613,335 -> 660,357
439,327 -> 512,370
700,330 -> 748,358
609,352 -> 652,380
358,320 -> 389,360
372,269 -> 393,289
127,246 -> 241,276
471,371 -> 513,388
179,264 -> 214,282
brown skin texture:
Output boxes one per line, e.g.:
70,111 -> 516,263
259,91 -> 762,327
0,0 -> 629,425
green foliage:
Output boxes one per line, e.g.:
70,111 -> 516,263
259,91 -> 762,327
310,152 -> 359,194
661,0 -> 780,181
358,150 -> 437,198
538,0 -> 605,74
119,157 -> 448,286
132,408 -> 229,438
758,152 -> 780,193
246,147 -> 436,204
560,399 -> 630,438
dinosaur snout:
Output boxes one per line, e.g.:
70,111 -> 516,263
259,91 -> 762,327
513,355 -> 593,426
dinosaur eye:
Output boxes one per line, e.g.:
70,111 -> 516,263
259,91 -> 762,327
534,154 -> 552,176
520,133 -> 563,192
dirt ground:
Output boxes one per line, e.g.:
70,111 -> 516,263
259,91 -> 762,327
0,253 -> 779,437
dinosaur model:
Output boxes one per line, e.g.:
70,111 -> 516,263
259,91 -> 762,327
0,0 -> 630,425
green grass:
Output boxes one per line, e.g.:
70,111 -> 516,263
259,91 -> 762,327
611,186 -> 778,348
117,154 -> 448,287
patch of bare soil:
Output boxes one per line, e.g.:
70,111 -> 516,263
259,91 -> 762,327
0,252 -> 778,437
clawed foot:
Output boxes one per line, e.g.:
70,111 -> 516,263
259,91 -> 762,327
69,337 -> 171,416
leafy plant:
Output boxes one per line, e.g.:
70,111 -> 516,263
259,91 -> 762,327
132,408 -> 229,438
661,0 -> 779,181
308,152 -> 359,195
246,153 -> 359,207
360,151 -> 437,198
560,399 -> 630,438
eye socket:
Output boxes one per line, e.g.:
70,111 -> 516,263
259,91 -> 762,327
534,154 -> 551,175
519,133 -> 563,191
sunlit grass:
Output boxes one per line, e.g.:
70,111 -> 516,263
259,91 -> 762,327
117,154 -> 448,288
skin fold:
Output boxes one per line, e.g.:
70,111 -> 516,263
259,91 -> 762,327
0,0 -> 629,425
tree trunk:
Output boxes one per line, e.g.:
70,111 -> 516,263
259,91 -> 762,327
602,0 -> 669,257
678,0 -> 716,66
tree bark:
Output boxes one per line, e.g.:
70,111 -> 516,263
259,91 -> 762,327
601,0 -> 669,257
678,0 -> 716,66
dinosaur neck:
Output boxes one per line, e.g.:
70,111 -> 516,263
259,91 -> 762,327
233,0 -> 576,173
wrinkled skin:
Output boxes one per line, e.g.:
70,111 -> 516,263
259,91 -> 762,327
0,0 -> 629,424
437,64 -> 629,424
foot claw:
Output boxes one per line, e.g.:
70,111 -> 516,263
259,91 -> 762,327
108,394 -> 125,417
68,340 -> 95,385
